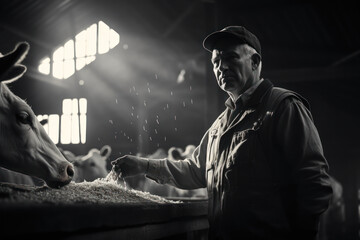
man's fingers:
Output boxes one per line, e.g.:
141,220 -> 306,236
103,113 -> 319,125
109,155 -> 136,178
110,159 -> 122,174
111,159 -> 119,166
111,156 -> 126,167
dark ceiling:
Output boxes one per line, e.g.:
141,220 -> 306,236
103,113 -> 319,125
1,0 -> 360,71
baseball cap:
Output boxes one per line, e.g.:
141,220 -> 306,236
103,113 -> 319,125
203,26 -> 261,55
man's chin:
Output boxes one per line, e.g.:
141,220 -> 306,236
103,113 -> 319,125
221,82 -> 236,92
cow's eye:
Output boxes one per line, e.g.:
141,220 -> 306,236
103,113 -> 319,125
17,111 -> 31,125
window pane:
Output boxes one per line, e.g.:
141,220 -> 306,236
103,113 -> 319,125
79,98 -> 87,114
76,58 -> 86,70
98,21 -> 110,54
53,61 -> 64,79
38,57 -> 50,75
72,98 -> 79,114
71,114 -> 80,144
63,59 -> 75,79
61,115 -> 71,144
62,99 -> 72,114
75,30 -> 86,58
64,40 -> 74,59
53,46 -> 64,61
86,24 -> 97,56
110,29 -> 120,49
48,114 -> 59,144
85,56 -> 96,64
80,114 -> 87,143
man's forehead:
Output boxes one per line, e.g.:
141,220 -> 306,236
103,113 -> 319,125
211,45 -> 243,58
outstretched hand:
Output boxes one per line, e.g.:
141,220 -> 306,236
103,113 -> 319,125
111,155 -> 148,178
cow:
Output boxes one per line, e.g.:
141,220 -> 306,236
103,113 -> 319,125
0,42 -> 74,188
61,145 -> 112,182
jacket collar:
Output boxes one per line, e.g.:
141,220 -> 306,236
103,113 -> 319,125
216,79 -> 274,137
246,78 -> 273,108
224,79 -> 273,110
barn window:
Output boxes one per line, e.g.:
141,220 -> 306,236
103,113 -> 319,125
38,57 -> 50,75
60,98 -> 87,144
38,21 -> 120,79
37,114 -> 60,144
37,98 -> 87,145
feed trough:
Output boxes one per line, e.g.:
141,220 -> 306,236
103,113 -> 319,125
0,177 -> 208,239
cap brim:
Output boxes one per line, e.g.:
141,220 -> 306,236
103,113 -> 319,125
203,31 -> 241,52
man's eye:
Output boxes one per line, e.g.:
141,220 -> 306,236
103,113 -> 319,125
17,111 -> 31,125
225,55 -> 236,61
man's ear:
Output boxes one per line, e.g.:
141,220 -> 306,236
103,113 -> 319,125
251,53 -> 261,71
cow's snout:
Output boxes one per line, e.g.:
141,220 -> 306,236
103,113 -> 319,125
66,164 -> 75,178
60,162 -> 74,183
46,162 -> 74,188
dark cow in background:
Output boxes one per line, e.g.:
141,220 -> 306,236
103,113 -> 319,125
0,42 -> 74,188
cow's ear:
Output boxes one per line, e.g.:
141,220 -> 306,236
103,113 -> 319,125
0,42 -> 29,83
0,82 -> 12,104
100,145 -> 112,159
1,65 -> 27,83
0,42 -> 29,69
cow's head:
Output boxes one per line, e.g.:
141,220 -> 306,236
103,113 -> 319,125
67,145 -> 112,182
0,42 -> 74,188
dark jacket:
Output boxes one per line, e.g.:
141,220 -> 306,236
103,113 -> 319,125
147,79 -> 333,240
206,79 -> 332,239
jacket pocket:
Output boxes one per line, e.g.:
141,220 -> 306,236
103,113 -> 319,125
227,128 -> 257,168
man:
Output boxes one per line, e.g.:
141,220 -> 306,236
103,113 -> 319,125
112,26 -> 333,239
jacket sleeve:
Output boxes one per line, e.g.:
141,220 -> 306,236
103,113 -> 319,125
145,130 -> 209,189
274,97 -> 333,238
